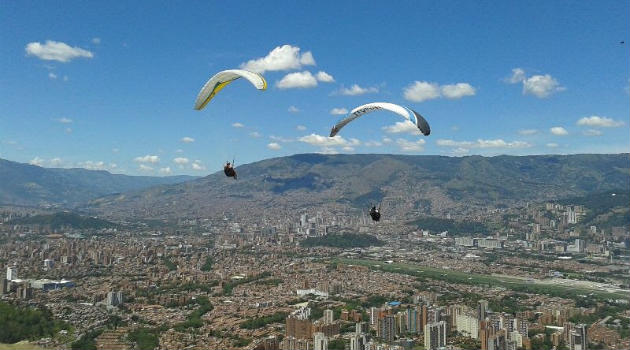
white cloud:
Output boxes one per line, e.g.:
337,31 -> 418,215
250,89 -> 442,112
546,143 -> 559,148
92,38 -> 101,44
576,116 -> 624,128
48,72 -> 57,79
298,133 -> 360,148
330,108 -> 348,115
29,157 -> 45,166
396,138 -> 426,152
342,146 -> 355,152
181,136 -> 195,143
316,71 -> 334,83
191,160 -> 205,171
404,81 -> 476,102
382,120 -> 422,135
63,75 -> 68,81
159,167 -> 172,174
49,157 -> 63,167
173,157 -> 189,165
436,139 -> 531,149
296,125 -> 307,131
364,140 -> 383,147
139,164 -> 153,172
319,147 -> 339,155
112,148 -> 120,153
240,45 -> 315,73
288,105 -> 300,113
452,148 -> 470,155
550,127 -> 568,136
175,149 -> 184,153
25,40 -> 93,62
276,71 -> 318,89
441,83 -> 476,99
337,84 -> 379,96
518,129 -> 538,135
80,160 -> 107,170
267,142 -> 282,150
134,155 -> 160,163
57,117 -> 73,124
65,128 -> 72,134
403,81 -> 441,102
269,135 -> 294,143
522,74 -> 564,98
583,129 -> 603,136
249,131 -> 262,138
382,137 -> 393,144
506,68 -> 526,84
232,122 -> 244,128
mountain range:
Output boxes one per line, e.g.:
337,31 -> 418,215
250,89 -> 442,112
0,158 -> 196,207
84,153 -> 630,220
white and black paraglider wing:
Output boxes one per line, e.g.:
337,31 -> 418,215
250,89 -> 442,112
194,69 -> 267,110
329,102 -> 430,137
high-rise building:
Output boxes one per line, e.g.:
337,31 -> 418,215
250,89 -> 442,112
350,334 -> 367,350
424,321 -> 447,350
323,309 -> 334,324
106,291 -> 124,307
569,324 -> 587,350
478,300 -> 488,321
313,332 -> 328,350
6,266 -> 17,281
1,279 -> 8,295
406,307 -> 421,334
286,308 -> 314,340
378,315 -> 396,343
456,313 -> 479,339
43,259 -> 54,269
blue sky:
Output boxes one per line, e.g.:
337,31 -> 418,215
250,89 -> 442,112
1,1 -> 628,175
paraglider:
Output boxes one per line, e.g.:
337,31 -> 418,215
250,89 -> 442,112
194,69 -> 267,110
369,205 -> 381,222
330,102 -> 430,137
223,161 -> 237,180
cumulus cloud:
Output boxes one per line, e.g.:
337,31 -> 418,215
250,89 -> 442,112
330,108 -> 348,115
276,71 -> 318,89
546,143 -> 559,148
506,68 -> 526,83
65,128 -> 72,134
550,127 -> 568,136
80,160 -> 107,170
382,120 -> 422,135
583,129 -> 603,136
288,106 -> 300,113
181,136 -> 195,143
452,148 -> 470,155
518,129 -> 538,135
436,139 -> 531,149
48,72 -> 57,79
576,116 -> 624,128
29,157 -> 45,166
173,157 -> 189,165
191,160 -> 205,171
92,38 -> 101,44
523,74 -> 565,98
316,71 -> 334,82
506,68 -> 564,98
403,81 -> 440,102
25,40 -> 93,62
396,138 -> 426,152
159,167 -> 172,174
56,117 -> 73,124
404,81 -> 476,102
298,133 -> 360,148
232,122 -> 244,128
441,83 -> 476,99
296,125 -> 307,131
240,45 -> 315,73
49,158 -> 63,167
134,155 -> 160,163
267,142 -> 282,150
382,137 -> 393,144
269,135 -> 294,143
139,164 -> 153,171
249,131 -> 262,138
337,84 -> 379,96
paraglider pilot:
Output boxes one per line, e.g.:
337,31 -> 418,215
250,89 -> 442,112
369,205 -> 381,222
224,162 -> 237,180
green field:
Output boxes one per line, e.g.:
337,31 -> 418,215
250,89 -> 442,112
335,258 -> 629,302
0,342 -> 45,350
